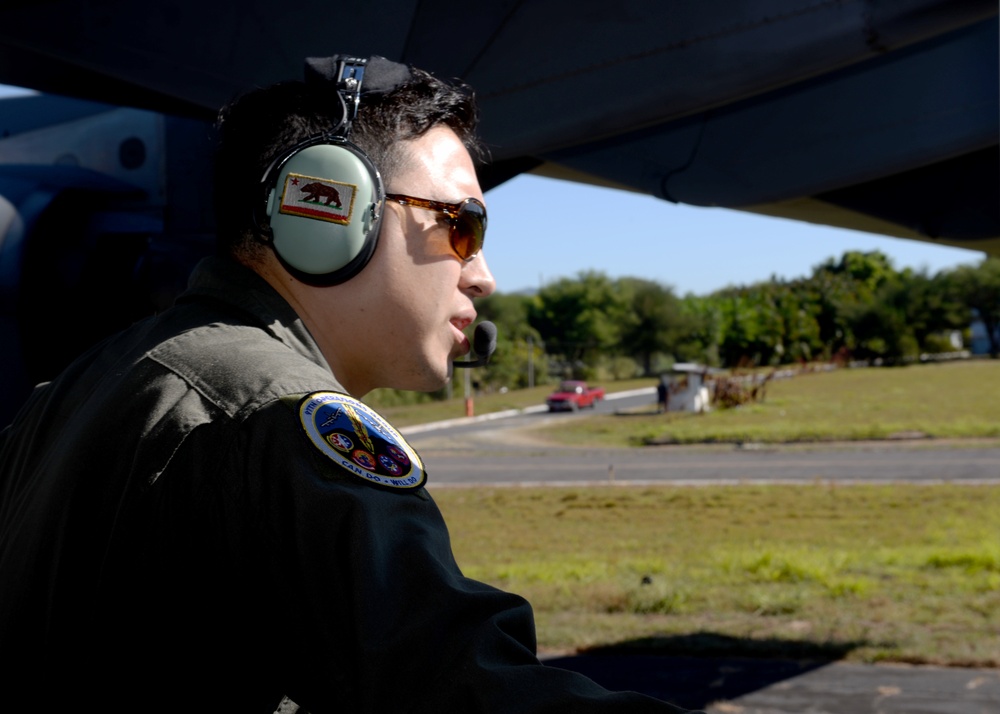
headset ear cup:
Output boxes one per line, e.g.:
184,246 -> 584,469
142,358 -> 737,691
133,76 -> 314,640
264,142 -> 383,285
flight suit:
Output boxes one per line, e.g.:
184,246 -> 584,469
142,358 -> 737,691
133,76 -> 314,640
0,256 -> 694,713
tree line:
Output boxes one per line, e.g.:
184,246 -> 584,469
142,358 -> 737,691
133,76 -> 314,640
473,251 -> 1000,391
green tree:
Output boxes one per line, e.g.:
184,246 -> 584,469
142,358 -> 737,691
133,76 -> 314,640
616,278 -> 686,375
473,292 -> 545,390
815,250 -> 895,293
676,295 -> 722,366
711,286 -> 786,366
889,269 -> 967,353
845,293 -> 917,364
801,268 -> 857,358
773,280 -> 823,363
528,271 -> 629,378
807,250 -> 901,360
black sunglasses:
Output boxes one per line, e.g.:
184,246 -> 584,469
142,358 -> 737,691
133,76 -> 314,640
385,194 -> 487,261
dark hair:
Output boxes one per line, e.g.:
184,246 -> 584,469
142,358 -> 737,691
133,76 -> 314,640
213,67 -> 482,261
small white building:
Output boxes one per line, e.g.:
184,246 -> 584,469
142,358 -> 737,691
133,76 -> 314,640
660,363 -> 712,413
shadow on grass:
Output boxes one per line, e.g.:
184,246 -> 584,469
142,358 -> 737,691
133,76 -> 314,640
585,632 -> 870,660
544,632 -> 877,711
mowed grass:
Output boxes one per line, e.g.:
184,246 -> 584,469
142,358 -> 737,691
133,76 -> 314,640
537,360 -> 1000,447
432,483 -> 1000,667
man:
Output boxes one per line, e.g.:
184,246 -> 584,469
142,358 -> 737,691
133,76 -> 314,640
0,55 -> 695,712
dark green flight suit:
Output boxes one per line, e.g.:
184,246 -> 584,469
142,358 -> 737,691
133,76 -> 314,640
0,256 -> 695,713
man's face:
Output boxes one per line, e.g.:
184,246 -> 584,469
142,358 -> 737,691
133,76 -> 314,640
299,125 -> 496,396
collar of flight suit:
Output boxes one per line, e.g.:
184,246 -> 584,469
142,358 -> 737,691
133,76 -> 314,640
179,255 -> 334,376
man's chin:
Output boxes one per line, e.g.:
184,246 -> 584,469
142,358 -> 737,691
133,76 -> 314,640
396,361 -> 454,394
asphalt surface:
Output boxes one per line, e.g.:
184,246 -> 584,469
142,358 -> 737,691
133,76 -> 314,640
409,438 -> 1000,486
546,654 -> 1000,713
402,400 -> 1000,486
400,398 -> 1000,712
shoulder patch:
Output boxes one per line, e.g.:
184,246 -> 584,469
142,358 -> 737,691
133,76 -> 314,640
298,392 -> 426,491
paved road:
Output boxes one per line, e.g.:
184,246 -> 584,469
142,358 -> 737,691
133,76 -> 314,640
405,427 -> 1000,487
401,390 -> 1000,486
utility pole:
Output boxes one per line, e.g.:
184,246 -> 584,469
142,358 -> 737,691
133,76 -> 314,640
527,335 -> 534,389
464,364 -> 473,417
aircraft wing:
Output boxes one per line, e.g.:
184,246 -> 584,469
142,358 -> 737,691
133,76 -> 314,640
0,0 -> 995,251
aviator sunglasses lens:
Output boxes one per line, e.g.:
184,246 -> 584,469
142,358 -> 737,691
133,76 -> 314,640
384,194 -> 486,261
451,200 -> 486,260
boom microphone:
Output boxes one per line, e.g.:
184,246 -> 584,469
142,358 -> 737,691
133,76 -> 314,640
453,321 -> 497,368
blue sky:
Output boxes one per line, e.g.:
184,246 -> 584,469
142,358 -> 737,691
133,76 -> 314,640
1,83 -> 983,296
483,173 -> 984,297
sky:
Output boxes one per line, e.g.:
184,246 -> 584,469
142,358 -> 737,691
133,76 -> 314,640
1,83 -> 984,296
482,173 -> 985,297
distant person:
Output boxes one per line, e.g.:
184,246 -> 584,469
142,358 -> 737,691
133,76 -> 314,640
657,379 -> 669,413
0,55 -> 698,712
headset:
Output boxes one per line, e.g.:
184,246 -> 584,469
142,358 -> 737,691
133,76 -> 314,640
256,57 -> 384,285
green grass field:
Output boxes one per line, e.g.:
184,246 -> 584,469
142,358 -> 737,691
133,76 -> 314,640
433,483 -> 1000,667
420,360 -> 1000,667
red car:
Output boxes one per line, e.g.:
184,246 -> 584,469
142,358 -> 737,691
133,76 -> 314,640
545,380 -> 605,412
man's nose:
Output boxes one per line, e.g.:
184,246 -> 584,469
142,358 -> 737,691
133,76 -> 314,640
461,251 -> 496,297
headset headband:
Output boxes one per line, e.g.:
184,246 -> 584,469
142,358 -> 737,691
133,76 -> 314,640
324,56 -> 366,139
258,57 -> 367,196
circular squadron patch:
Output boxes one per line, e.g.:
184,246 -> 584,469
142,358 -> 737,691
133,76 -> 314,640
299,392 -> 426,491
